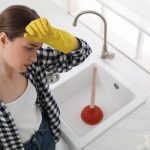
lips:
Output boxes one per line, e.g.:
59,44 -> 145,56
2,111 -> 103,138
24,64 -> 32,68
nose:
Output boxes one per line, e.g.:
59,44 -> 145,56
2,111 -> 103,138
30,52 -> 37,63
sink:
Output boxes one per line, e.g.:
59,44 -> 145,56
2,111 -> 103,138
50,55 -> 147,150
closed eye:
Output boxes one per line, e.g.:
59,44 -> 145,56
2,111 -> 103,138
25,46 -> 35,51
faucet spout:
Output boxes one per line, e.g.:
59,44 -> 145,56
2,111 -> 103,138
72,10 -> 115,60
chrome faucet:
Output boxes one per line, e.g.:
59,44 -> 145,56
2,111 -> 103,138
72,10 -> 115,59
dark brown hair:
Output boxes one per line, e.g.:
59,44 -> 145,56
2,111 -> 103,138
0,5 -> 40,40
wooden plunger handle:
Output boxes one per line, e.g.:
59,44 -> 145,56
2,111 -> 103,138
90,67 -> 97,109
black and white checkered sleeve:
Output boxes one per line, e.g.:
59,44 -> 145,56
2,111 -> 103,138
37,38 -> 92,74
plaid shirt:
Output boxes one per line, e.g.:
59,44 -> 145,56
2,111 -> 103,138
0,38 -> 92,150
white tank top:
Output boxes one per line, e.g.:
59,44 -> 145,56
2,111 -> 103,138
5,79 -> 42,143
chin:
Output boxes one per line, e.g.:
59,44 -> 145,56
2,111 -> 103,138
16,67 -> 27,73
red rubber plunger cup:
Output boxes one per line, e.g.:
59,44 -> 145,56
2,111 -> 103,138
81,67 -> 103,125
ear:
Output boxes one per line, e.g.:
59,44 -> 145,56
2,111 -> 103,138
0,32 -> 9,46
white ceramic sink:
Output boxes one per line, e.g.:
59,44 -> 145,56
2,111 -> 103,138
50,55 -> 146,150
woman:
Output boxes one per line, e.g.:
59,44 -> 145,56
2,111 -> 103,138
0,5 -> 92,150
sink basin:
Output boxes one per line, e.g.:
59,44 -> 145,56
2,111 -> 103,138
51,55 -> 146,150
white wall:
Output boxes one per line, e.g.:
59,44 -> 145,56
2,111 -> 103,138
0,0 -> 71,28
51,0 -> 68,13
0,0 -> 60,19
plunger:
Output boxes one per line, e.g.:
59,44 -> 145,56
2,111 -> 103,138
81,67 -> 103,125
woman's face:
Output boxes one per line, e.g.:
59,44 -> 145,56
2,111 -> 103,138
1,35 -> 42,73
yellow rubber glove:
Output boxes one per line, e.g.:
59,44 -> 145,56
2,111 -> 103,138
24,18 -> 79,53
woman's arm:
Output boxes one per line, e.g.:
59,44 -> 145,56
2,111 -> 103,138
0,141 -> 4,150
24,18 -> 92,73
37,38 -> 92,73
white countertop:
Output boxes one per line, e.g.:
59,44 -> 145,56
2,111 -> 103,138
46,3 -> 150,150
1,1 -> 150,149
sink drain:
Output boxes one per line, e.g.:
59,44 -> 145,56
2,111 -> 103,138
114,83 -> 119,89
47,73 -> 60,84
